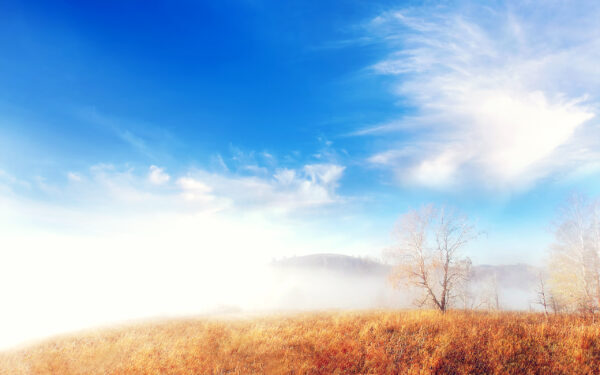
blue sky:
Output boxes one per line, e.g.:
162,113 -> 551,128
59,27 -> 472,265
1,0 -> 600,346
2,0 -> 600,259
2,0 -> 600,253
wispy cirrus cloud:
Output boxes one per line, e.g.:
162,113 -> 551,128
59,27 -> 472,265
76,107 -> 176,160
177,163 -> 345,212
358,1 -> 600,191
0,157 -> 346,217
148,165 -> 170,185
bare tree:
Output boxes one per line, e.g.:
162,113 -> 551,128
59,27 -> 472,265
535,271 -> 549,316
480,272 -> 501,311
548,194 -> 600,313
385,205 -> 478,313
456,267 -> 477,310
493,274 -> 500,310
549,294 -> 564,314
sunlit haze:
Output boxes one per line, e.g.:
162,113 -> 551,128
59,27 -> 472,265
1,0 -> 600,350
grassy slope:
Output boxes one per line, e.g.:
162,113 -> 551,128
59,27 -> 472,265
1,310 -> 599,375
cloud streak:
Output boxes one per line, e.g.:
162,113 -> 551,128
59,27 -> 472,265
148,165 -> 170,185
360,1 -> 600,191
0,158 -> 347,220
178,163 -> 345,212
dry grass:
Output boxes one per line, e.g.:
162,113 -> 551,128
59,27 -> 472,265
1,310 -> 599,375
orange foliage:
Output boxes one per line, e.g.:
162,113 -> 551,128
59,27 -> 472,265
1,310 -> 599,374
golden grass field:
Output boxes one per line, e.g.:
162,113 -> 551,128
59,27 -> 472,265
1,310 -> 599,375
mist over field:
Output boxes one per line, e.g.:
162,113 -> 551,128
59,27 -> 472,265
268,255 -> 539,311
0,242 -> 539,351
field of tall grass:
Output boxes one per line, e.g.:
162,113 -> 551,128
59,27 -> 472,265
1,310 -> 599,375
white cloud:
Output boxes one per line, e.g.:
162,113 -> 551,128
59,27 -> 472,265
0,170 -> 18,189
362,2 -> 600,190
177,176 -> 212,192
242,164 -> 269,175
273,168 -> 297,186
148,165 -> 170,185
177,176 -> 216,203
67,172 -> 83,182
0,169 -> 32,191
304,164 -> 344,187
179,163 -> 345,212
40,161 -> 346,216
210,153 -> 230,172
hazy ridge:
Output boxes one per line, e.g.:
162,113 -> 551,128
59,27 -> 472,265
269,254 -> 539,310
